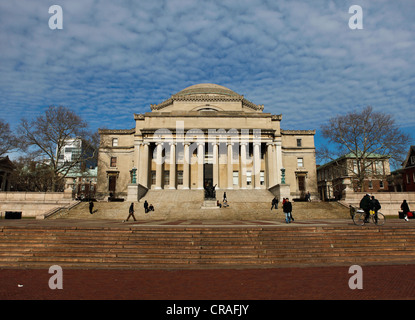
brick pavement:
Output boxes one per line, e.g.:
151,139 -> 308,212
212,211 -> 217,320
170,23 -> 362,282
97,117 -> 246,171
1,264 -> 415,301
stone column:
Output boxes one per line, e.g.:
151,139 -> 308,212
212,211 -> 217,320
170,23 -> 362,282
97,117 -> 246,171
169,142 -> 176,189
134,142 -> 141,177
212,142 -> 219,188
227,142 -> 233,189
267,143 -> 276,187
139,142 -> 149,187
155,142 -> 163,189
183,142 -> 190,189
240,142 -> 247,189
275,141 -> 283,184
253,142 -> 261,189
197,142 -> 204,189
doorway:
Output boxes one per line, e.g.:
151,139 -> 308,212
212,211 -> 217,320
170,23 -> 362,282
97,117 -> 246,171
204,164 -> 213,188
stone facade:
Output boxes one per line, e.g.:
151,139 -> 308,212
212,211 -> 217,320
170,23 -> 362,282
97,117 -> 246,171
97,84 -> 318,200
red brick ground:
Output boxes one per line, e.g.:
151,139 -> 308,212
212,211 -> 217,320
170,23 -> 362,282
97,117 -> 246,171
1,264 -> 414,300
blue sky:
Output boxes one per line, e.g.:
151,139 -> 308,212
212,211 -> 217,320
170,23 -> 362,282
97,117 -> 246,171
1,0 -> 414,164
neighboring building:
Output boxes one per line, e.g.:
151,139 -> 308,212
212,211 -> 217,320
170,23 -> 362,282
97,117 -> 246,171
389,145 -> 415,192
57,137 -> 96,170
0,156 -> 15,191
64,167 -> 98,200
97,83 -> 318,200
317,153 -> 391,200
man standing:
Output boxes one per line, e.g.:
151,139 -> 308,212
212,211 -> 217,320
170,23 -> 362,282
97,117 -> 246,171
370,196 -> 381,223
89,201 -> 94,214
360,194 -> 371,223
144,200 -> 149,213
401,200 -> 410,222
283,198 -> 293,224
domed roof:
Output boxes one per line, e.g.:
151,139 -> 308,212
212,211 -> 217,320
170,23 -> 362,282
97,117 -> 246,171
175,83 -> 240,97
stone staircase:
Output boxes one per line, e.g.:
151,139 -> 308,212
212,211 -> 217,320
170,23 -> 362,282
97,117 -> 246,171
50,189 -> 350,220
1,224 -> 415,269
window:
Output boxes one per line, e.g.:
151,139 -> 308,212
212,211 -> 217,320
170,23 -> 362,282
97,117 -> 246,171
413,172 -> 415,184
233,171 -> 239,186
177,171 -> 183,185
297,139 -> 302,147
260,171 -> 265,185
379,180 -> 384,189
368,180 -> 373,189
297,158 -> 304,168
110,157 -> 117,167
151,171 -> 156,185
112,138 -> 118,147
246,171 -> 252,185
407,174 -> 410,184
164,171 -> 170,185
410,156 -> 415,165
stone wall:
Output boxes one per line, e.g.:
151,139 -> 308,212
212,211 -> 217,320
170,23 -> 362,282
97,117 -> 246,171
0,191 -> 73,218
341,191 -> 415,216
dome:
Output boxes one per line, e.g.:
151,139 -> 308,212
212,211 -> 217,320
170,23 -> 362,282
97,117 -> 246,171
175,83 -> 240,97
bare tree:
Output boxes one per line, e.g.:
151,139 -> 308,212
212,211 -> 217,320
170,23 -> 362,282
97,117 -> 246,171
0,118 -> 21,157
319,106 -> 411,192
18,106 -> 98,192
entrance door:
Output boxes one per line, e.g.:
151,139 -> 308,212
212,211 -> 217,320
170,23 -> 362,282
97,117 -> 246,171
298,175 -> 305,192
204,164 -> 213,188
108,175 -> 117,194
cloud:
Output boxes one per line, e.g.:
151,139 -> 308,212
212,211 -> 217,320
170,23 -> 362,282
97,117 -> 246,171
0,0 -> 414,148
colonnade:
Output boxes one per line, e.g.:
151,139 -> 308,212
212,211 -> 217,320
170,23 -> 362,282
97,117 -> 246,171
134,140 -> 282,190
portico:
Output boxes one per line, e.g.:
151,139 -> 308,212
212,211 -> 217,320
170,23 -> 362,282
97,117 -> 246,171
97,83 -> 318,200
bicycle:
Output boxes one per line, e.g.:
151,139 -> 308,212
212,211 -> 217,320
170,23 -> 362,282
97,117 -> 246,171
353,209 -> 385,226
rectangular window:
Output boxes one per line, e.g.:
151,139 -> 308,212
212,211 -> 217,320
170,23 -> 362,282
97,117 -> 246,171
297,158 -> 304,168
233,171 -> 239,186
177,171 -> 183,185
411,156 -> 415,165
110,157 -> 117,167
260,171 -> 265,185
297,139 -> 302,147
368,180 -> 373,189
379,180 -> 384,189
246,171 -> 252,185
112,138 -> 118,147
151,171 -> 156,185
164,171 -> 170,185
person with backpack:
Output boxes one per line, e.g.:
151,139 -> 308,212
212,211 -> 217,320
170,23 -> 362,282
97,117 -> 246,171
360,194 -> 371,223
283,198 -> 293,224
370,195 -> 381,224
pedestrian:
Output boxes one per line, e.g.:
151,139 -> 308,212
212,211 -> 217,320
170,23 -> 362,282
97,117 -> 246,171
359,193 -> 371,222
401,200 -> 410,222
217,200 -> 222,208
89,201 -> 94,214
223,192 -> 227,202
370,195 -> 381,223
283,198 -> 293,223
306,191 -> 311,202
148,204 -> 154,212
124,203 -> 136,222
144,200 -> 149,213
271,196 -> 278,210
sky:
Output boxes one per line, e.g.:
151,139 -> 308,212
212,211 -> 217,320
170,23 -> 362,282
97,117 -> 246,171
1,0 -> 414,164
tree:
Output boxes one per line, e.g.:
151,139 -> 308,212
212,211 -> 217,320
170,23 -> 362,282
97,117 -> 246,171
0,118 -> 21,157
18,106 -> 98,192
319,106 -> 411,192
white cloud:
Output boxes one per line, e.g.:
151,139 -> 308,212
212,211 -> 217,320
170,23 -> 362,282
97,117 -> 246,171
0,0 -> 414,147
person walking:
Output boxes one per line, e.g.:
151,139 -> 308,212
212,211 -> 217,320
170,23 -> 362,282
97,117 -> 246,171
124,203 -> 136,222
89,201 -> 94,214
360,194 -> 371,223
144,200 -> 149,213
223,192 -> 227,202
271,197 -> 278,210
283,198 -> 293,224
401,200 -> 410,222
